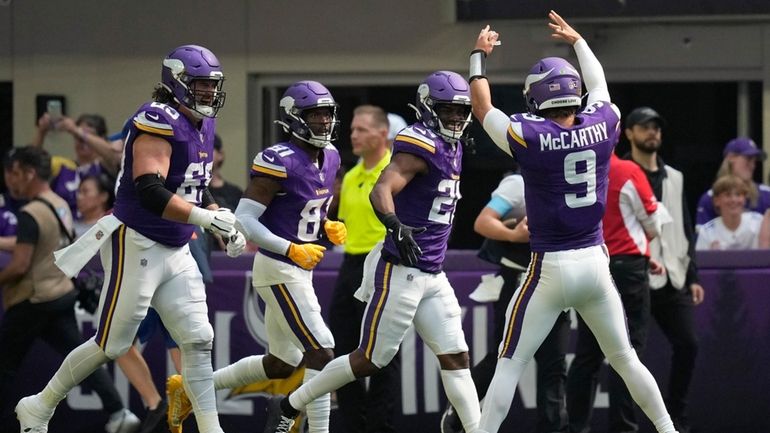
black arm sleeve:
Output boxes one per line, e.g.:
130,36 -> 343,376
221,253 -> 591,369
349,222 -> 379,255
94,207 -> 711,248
134,173 -> 174,216
16,212 -> 39,245
201,188 -> 217,209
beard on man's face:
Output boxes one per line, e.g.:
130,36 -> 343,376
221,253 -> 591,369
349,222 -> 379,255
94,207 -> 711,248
632,137 -> 661,154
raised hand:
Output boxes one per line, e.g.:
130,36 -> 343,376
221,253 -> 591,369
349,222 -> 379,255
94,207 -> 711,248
548,10 -> 582,45
475,24 -> 501,56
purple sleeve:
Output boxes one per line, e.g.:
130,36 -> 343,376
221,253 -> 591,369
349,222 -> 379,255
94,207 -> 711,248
695,190 -> 716,226
0,210 -> 18,236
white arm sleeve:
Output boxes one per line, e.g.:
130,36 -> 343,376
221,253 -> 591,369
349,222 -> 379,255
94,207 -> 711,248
234,198 -> 291,255
482,108 -> 513,157
574,39 -> 610,104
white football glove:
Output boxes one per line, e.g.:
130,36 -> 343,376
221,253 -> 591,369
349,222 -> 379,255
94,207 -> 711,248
188,207 -> 236,237
226,229 -> 247,258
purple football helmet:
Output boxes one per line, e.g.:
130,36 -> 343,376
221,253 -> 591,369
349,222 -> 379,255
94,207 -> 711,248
277,81 -> 339,148
523,57 -> 582,113
161,45 -> 226,118
413,71 -> 472,144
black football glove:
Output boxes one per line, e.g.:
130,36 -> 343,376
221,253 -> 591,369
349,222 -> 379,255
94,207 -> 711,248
379,212 -> 426,267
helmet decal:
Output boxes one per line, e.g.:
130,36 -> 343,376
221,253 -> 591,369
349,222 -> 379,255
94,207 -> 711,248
276,81 -> 339,148
522,57 -> 582,113
161,45 -> 226,118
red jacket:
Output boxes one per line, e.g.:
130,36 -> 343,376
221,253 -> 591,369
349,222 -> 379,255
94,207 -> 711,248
602,154 -> 659,257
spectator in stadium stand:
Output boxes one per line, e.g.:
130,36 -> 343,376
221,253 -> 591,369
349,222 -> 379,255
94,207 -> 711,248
32,112 -> 122,216
209,134 -> 244,212
695,174 -> 770,250
0,146 -> 140,433
694,137 -> 770,232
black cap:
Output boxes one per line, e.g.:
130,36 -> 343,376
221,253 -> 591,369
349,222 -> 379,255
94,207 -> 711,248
625,107 -> 665,129
213,134 -> 222,150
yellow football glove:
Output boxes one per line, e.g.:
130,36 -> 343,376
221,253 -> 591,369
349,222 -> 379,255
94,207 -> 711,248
324,220 -> 347,245
287,242 -> 326,270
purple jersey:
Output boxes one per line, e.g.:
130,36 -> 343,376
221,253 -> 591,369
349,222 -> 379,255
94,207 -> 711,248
113,102 -> 215,247
250,141 -> 341,266
383,123 -> 463,273
0,194 -> 17,236
506,101 -> 620,252
50,157 -> 105,216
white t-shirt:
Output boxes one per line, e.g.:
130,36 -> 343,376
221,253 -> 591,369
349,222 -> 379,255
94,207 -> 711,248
695,211 -> 763,250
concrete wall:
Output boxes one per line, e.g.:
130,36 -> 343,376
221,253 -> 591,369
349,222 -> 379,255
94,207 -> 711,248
1,1 -> 769,187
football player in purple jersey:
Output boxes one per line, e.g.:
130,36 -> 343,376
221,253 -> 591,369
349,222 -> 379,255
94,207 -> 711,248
168,81 -> 347,433
263,71 -> 482,433
16,45 -> 243,433
468,11 -> 679,433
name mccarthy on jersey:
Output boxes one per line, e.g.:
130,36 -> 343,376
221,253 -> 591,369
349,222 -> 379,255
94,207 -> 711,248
539,121 -> 609,151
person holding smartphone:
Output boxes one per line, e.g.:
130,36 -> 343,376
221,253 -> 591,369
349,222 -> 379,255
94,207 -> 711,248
32,108 -> 122,216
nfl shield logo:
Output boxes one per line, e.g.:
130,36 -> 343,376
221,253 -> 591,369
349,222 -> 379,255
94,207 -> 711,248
95,230 -> 103,240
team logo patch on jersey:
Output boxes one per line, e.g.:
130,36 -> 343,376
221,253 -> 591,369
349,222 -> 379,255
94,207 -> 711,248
95,230 -> 104,240
140,258 -> 148,267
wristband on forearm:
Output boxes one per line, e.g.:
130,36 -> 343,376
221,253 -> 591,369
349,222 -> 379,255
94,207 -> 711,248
469,49 -> 487,82
187,206 -> 211,227
373,208 -> 401,231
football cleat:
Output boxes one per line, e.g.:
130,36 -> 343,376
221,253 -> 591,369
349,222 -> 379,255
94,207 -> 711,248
15,395 -> 54,433
440,404 -> 465,433
263,395 -> 296,433
166,375 -> 192,433
105,408 -> 141,433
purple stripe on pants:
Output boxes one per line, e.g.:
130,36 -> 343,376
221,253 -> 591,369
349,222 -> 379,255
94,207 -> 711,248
269,283 -> 322,350
95,225 -> 126,349
500,252 -> 543,359
359,259 -> 393,360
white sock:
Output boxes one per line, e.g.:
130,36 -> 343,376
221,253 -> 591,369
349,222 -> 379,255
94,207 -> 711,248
288,355 -> 355,411
440,369 -> 481,433
606,349 -> 677,433
302,368 -> 330,433
41,339 -> 110,408
180,344 -> 220,433
478,357 -> 529,433
213,355 -> 267,389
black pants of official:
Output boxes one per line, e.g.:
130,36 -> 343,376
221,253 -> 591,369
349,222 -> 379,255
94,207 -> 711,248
329,253 -> 400,433
471,266 -> 570,433
0,291 -> 124,431
566,255 -> 651,433
650,281 -> 698,428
